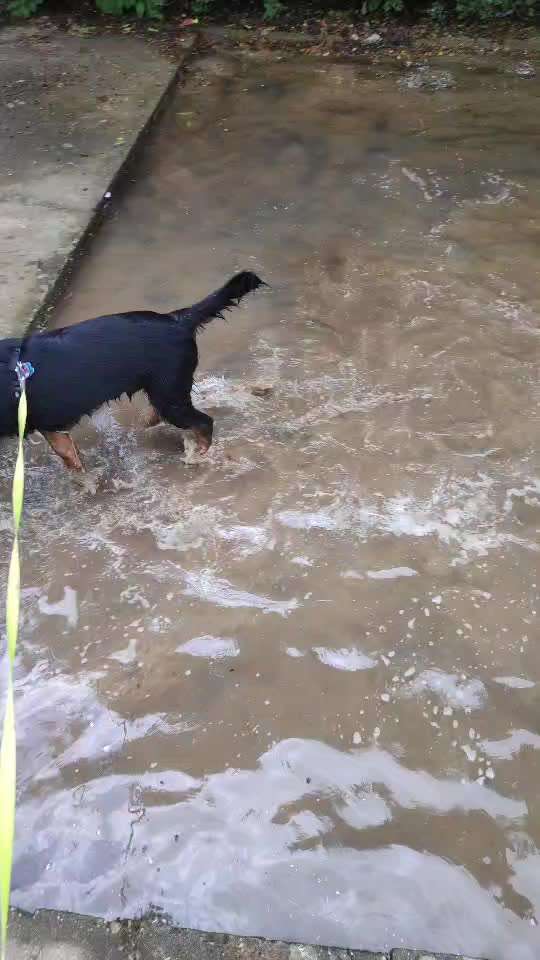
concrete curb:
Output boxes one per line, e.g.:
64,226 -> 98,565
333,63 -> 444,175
29,34 -> 198,336
7,908 -> 485,960
0,24 -> 198,338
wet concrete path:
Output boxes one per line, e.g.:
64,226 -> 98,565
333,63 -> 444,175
2,51 -> 540,960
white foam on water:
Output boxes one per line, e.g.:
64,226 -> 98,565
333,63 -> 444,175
481,730 -> 540,760
367,567 -> 418,580
504,478 -> 540,513
313,647 -> 377,672
252,339 -> 288,381
195,374 -> 262,411
283,369 -> 426,431
176,635 -> 240,659
480,173 -> 514,206
375,479 -> 502,558
109,637 -> 138,665
494,299 -> 540,337
38,586 -> 78,628
216,523 -> 273,555
277,472 -> 540,563
182,568 -> 299,617
157,507 -> 271,558
401,166 -> 433,202
0,513 -> 13,534
265,738 -> 525,819
493,676 -> 536,690
404,668 -> 487,710
148,615 -> 172,634
278,509 -> 339,532
336,791 -> 392,830
156,506 -> 224,553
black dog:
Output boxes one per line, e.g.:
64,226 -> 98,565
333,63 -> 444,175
0,271 -> 264,471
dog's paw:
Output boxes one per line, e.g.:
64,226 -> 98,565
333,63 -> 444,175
72,467 -> 101,495
181,432 -> 202,465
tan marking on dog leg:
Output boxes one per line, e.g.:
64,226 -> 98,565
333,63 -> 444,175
192,428 -> 211,455
143,406 -> 161,428
43,432 -> 84,472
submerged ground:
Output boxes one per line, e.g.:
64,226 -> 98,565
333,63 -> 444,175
1,49 -> 540,960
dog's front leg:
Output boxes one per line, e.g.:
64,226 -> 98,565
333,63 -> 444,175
142,405 -> 161,428
42,431 -> 84,472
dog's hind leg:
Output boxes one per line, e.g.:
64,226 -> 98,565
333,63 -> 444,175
43,431 -> 84,472
181,405 -> 213,453
164,403 -> 213,454
147,392 -> 213,454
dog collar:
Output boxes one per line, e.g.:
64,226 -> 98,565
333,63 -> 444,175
14,360 -> 35,396
15,361 -> 34,383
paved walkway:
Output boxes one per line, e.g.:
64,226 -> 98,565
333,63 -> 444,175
9,909 -> 481,960
1,20 -> 484,960
0,21 -> 191,337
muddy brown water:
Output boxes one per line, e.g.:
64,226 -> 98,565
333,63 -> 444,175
2,51 -> 540,959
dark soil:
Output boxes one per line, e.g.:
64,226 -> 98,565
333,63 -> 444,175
2,0 -> 539,64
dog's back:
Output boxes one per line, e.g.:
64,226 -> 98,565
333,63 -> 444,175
24,313 -> 187,435
0,271 -> 264,463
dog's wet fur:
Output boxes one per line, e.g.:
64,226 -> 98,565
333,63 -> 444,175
0,271 -> 264,471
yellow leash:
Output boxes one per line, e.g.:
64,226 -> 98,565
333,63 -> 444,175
0,379 -> 28,960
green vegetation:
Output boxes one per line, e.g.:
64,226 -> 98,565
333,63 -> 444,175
4,0 -> 539,22
6,0 -> 163,15
366,0 -> 536,18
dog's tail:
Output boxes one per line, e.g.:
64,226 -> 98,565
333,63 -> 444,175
175,271 -> 265,332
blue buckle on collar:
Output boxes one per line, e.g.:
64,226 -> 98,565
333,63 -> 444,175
14,360 -> 35,397
15,361 -> 35,385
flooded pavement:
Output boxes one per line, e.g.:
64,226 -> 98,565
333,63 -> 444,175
2,50 -> 540,959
